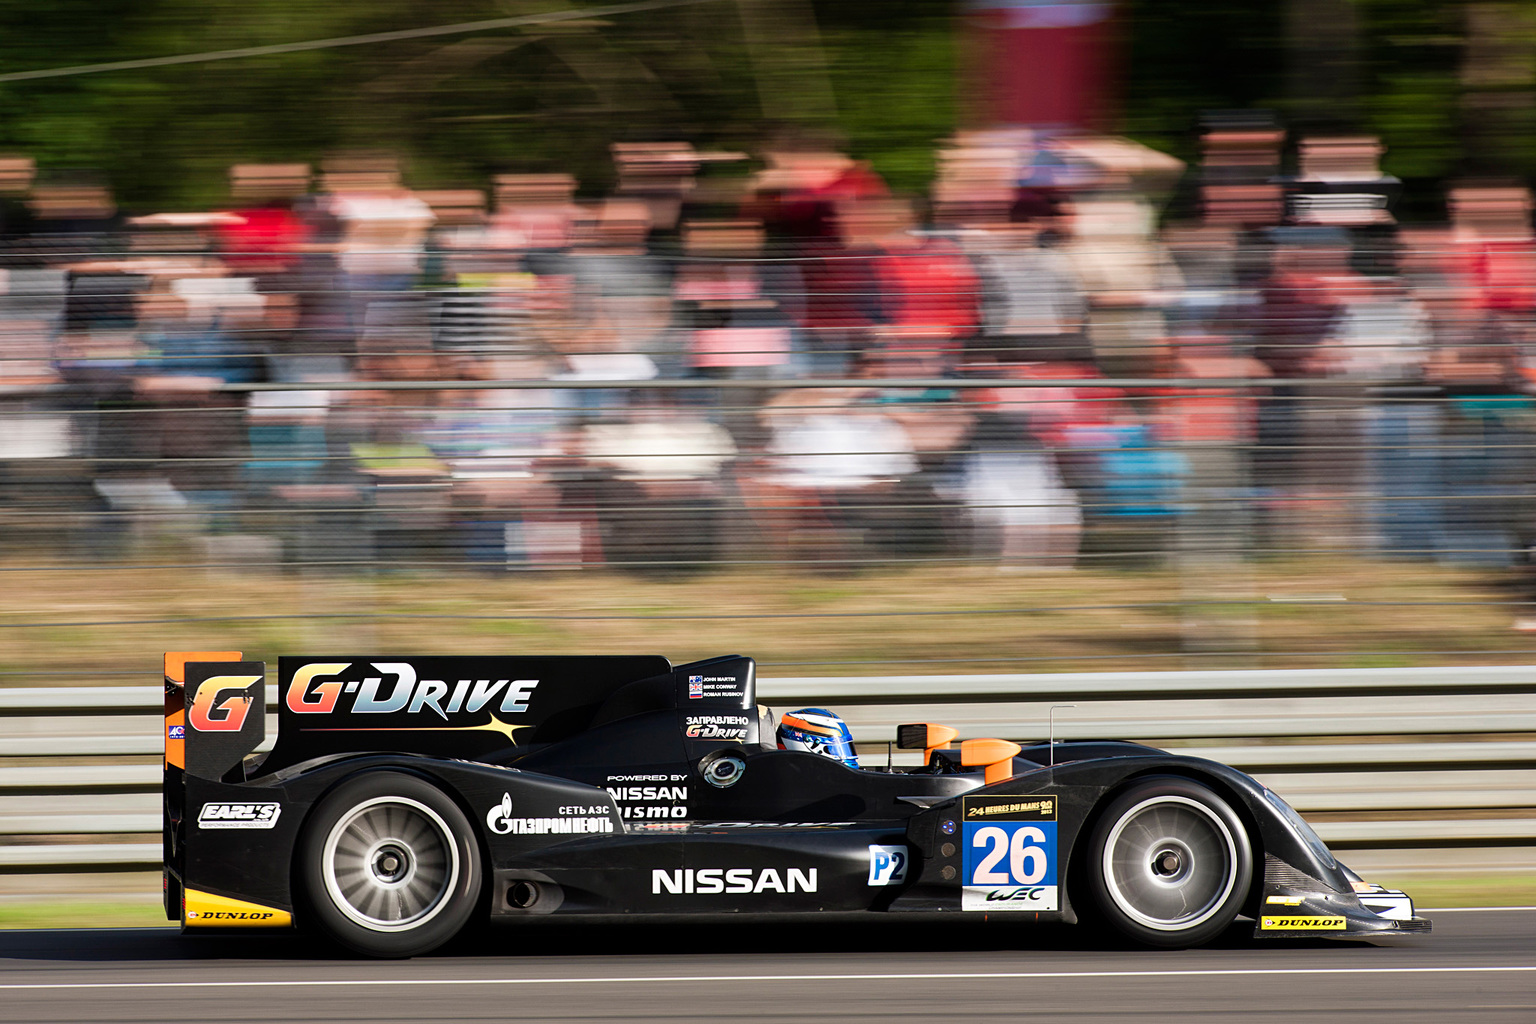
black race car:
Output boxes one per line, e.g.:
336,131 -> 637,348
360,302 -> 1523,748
163,651 -> 1429,957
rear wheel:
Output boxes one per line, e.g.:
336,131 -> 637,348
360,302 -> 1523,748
1086,777 -> 1252,948
299,772 -> 480,957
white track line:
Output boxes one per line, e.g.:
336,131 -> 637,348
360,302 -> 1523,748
3,966 -> 1534,992
1421,905 -> 1536,913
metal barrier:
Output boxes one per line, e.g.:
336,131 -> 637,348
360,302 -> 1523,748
2,666 -> 1532,870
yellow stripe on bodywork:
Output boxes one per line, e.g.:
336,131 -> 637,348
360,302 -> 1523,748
183,888 -> 292,928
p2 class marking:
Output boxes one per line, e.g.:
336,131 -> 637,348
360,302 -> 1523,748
4,966 -> 1536,991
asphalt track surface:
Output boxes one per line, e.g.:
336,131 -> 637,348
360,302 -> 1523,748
0,908 -> 1531,1024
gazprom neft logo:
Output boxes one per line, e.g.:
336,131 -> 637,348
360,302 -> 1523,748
198,803 -> 281,830
652,867 -> 818,895
285,662 -> 539,718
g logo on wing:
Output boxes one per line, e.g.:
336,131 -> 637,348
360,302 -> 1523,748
188,675 -> 263,732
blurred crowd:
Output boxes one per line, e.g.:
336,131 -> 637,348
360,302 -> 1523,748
3,117 -> 1536,574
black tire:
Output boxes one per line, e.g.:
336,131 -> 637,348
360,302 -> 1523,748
298,771 -> 481,958
1085,777 -> 1253,948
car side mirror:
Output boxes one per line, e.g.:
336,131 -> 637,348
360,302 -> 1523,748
897,722 -> 959,765
960,738 -> 1022,785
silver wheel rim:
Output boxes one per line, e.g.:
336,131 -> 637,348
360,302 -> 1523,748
321,795 -> 459,933
1101,794 -> 1239,932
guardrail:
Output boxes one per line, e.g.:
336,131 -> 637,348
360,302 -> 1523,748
1,666 -> 1533,870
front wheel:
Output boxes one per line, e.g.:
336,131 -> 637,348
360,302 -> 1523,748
1085,777 -> 1253,948
299,771 -> 481,957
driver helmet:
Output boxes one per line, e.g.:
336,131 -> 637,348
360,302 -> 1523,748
776,708 -> 859,769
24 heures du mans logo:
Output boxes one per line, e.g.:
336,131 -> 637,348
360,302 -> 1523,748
285,662 -> 539,719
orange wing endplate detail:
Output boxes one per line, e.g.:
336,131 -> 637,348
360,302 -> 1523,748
163,651 -> 242,770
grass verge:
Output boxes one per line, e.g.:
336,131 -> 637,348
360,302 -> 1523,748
0,902 -> 171,930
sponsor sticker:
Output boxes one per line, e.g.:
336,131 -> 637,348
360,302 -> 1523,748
187,674 -> 263,732
652,867 -> 818,895
1265,895 -> 1305,906
868,845 -> 909,886
606,775 -> 689,820
285,662 -> 539,718
197,802 -> 281,830
182,888 -> 291,928
963,797 -> 1055,819
684,714 -> 750,741
960,795 -> 1058,912
1260,915 -> 1347,930
485,793 -> 613,836
167,724 -> 185,739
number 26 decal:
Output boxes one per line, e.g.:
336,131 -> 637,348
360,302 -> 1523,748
970,825 -> 1048,885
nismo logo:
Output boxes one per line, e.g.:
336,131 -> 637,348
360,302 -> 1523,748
285,662 -> 538,719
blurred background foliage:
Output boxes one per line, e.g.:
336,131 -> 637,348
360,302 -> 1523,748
0,0 -> 1530,210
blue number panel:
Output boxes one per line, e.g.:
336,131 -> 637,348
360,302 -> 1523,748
959,795 -> 1058,912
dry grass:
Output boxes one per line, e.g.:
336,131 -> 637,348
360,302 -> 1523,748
0,557 -> 1531,678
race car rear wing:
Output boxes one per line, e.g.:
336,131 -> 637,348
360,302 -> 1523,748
163,651 -> 266,920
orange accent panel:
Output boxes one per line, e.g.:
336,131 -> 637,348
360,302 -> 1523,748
163,651 -> 242,685
164,652 -> 241,770
960,737 -> 1023,786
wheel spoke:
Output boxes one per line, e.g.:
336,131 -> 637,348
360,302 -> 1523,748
399,814 -> 431,849
322,794 -> 459,934
1101,793 -> 1241,933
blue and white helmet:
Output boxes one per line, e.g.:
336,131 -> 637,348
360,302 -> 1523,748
776,708 -> 859,769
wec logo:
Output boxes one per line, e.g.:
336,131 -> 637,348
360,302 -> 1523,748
285,663 -> 538,719
984,886 -> 1047,903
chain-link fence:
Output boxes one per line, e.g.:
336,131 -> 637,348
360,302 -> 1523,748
4,228 -> 1536,666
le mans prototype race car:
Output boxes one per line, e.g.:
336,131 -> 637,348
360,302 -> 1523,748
162,651 -> 1429,957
